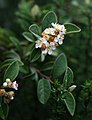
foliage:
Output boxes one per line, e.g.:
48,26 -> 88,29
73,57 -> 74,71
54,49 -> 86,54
0,0 -> 92,120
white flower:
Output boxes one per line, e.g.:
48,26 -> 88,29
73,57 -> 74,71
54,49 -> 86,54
52,23 -> 66,34
44,28 -> 50,34
35,38 -> 47,48
42,42 -> 56,55
3,82 -> 7,87
69,85 -> 76,92
50,42 -> 56,50
49,28 -> 56,35
42,49 -> 48,55
6,78 -> 11,82
43,28 -> 56,36
43,34 -> 49,40
54,37 -> 63,45
12,81 -> 18,90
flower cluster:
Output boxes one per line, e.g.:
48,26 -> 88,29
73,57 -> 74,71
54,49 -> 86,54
0,78 -> 18,104
35,23 -> 66,55
3,78 -> 18,90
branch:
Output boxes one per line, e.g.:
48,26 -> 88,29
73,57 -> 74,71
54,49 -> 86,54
30,65 -> 53,84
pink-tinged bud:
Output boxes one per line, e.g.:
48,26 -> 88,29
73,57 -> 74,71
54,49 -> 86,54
12,81 -> 18,90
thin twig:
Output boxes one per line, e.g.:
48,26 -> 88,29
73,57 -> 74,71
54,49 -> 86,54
30,64 -> 53,84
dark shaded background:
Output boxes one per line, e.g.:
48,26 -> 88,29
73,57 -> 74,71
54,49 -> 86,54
0,0 -> 92,120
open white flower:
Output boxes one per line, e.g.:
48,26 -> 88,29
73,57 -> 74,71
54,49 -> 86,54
44,28 -> 50,34
54,37 -> 63,45
42,49 -> 48,55
35,37 -> 47,48
43,28 -> 56,36
49,28 -> 56,36
52,23 -> 66,34
42,42 -> 56,55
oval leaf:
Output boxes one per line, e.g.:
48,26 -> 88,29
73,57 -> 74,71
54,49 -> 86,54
52,53 -> 67,78
29,24 -> 41,38
63,92 -> 76,116
0,59 -> 15,69
4,61 -> 19,81
63,67 -> 73,88
29,48 -> 41,62
37,78 -> 51,104
4,50 -> 21,61
9,37 -> 21,51
42,11 -> 57,30
64,23 -> 81,34
22,32 -> 35,42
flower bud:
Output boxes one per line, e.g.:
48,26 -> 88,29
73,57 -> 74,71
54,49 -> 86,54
0,89 -> 6,96
6,78 -> 11,82
3,82 -> 7,87
69,85 -> 76,92
12,81 -> 18,90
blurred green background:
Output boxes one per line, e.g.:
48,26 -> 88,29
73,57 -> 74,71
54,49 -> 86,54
0,0 -> 92,120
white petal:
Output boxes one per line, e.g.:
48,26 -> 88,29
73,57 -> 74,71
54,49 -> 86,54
42,49 -> 47,55
51,23 -> 54,27
57,34 -> 61,39
48,50 -> 52,55
35,44 -> 39,48
59,40 -> 63,45
52,46 -> 56,50
44,28 -> 50,34
12,81 -> 18,90
45,42 -> 49,47
50,42 -> 54,46
54,37 -> 59,42
42,39 -> 47,44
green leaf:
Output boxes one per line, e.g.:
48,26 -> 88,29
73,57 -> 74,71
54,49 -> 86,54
37,78 -> 51,104
29,24 -> 41,38
0,59 -> 23,69
3,51 -> 24,66
42,11 -> 57,30
0,103 -> 9,120
4,50 -> 21,61
19,65 -> 29,74
64,23 -> 81,34
41,62 -> 54,71
23,43 -> 34,57
63,67 -> 73,88
0,59 -> 15,69
29,48 -> 41,62
9,37 -> 21,51
63,92 -> 76,116
4,60 -> 19,81
22,32 -> 35,42
52,53 -> 67,78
